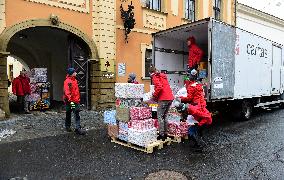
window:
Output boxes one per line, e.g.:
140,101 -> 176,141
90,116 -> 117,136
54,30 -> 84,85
184,0 -> 195,21
8,65 -> 13,81
145,49 -> 153,78
213,0 -> 222,20
145,0 -> 161,11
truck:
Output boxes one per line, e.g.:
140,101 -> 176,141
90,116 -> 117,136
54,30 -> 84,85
152,18 -> 284,120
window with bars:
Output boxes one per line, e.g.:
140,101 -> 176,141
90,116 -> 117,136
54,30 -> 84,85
145,0 -> 161,11
145,49 -> 153,78
213,0 -> 222,20
184,0 -> 195,21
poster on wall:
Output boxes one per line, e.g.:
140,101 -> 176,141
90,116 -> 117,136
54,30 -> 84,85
118,63 -> 126,76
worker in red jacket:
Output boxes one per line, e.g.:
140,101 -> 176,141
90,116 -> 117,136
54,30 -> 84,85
187,36 -> 204,71
150,65 -> 174,141
12,70 -> 31,114
176,69 -> 212,151
63,68 -> 86,135
127,73 -> 139,84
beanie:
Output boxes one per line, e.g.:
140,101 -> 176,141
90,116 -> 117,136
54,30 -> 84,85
67,68 -> 75,75
129,73 -> 136,81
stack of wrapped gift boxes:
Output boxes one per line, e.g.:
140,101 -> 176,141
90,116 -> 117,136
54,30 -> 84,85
165,109 -> 189,137
28,68 -> 50,111
104,83 -> 159,147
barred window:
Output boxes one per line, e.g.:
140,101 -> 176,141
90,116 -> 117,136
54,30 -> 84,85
145,49 -> 153,78
184,0 -> 195,21
145,0 -> 161,11
213,0 -> 222,20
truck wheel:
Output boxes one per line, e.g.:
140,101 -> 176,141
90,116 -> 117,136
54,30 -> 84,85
234,100 -> 253,121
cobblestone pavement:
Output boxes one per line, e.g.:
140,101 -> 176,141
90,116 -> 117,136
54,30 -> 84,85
0,108 -> 283,179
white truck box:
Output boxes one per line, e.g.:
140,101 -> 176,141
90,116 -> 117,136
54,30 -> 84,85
152,18 -> 284,119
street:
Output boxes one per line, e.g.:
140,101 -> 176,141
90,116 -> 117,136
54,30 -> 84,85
0,109 -> 283,180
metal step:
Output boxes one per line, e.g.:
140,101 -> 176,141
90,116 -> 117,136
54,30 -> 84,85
255,100 -> 284,108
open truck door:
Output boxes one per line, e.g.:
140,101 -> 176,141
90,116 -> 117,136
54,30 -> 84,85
209,20 -> 236,100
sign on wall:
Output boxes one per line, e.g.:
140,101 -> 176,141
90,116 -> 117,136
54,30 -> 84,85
118,63 -> 126,76
24,0 -> 90,13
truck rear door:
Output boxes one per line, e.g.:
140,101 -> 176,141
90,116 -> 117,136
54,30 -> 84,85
210,20 -> 236,100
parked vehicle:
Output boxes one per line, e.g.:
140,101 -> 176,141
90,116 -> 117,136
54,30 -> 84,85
152,18 -> 284,120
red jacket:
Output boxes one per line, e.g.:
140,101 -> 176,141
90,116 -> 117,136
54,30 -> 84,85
181,80 -> 206,107
12,75 -> 31,96
152,73 -> 174,101
63,75 -> 80,104
188,37 -> 204,68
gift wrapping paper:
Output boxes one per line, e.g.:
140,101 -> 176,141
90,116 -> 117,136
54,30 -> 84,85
167,121 -> 189,137
150,85 -> 155,93
103,110 -> 116,125
165,112 -> 182,122
129,119 -> 156,131
118,121 -> 129,141
116,107 -> 130,122
116,98 -> 143,108
115,83 -> 144,98
130,107 -> 152,120
31,68 -> 48,76
128,128 -> 158,147
108,124 -> 119,138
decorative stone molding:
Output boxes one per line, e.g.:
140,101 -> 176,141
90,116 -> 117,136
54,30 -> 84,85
24,0 -> 90,13
237,3 -> 284,27
0,0 -> 6,34
116,25 -> 155,35
143,8 -> 167,30
92,0 -> 116,73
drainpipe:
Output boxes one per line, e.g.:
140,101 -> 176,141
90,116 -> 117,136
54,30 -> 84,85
235,0 -> 237,26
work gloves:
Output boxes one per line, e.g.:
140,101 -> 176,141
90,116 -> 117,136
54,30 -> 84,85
70,102 -> 76,109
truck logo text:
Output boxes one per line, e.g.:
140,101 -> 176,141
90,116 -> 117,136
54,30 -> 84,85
247,44 -> 268,58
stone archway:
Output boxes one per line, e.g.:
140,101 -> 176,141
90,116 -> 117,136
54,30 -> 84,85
0,18 -> 100,117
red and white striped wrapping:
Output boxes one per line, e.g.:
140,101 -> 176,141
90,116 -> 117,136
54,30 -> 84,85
130,107 -> 152,120
167,121 -> 189,137
129,119 -> 158,131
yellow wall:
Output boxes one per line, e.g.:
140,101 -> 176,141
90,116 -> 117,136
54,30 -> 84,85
5,0 -> 93,37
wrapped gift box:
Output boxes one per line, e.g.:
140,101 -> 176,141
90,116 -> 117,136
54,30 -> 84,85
167,121 -> 189,137
103,110 -> 116,125
165,112 -> 182,122
130,107 -> 152,120
108,125 -> 119,138
118,122 -> 129,141
128,128 -> 158,147
127,84 -> 144,98
116,98 -> 143,108
129,119 -> 156,131
115,83 -> 144,98
31,68 -> 48,76
115,83 -> 127,98
116,107 -> 130,122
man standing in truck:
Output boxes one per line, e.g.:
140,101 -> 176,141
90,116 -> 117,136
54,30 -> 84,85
187,36 -> 204,72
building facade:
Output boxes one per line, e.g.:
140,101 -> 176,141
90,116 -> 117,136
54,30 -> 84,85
116,0 -> 236,92
0,0 -> 236,118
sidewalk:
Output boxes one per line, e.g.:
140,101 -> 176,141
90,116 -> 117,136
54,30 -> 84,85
0,110 -> 105,144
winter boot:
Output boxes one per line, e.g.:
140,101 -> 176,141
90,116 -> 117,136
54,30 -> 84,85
75,128 -> 86,135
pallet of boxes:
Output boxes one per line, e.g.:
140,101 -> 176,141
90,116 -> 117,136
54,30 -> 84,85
104,83 -> 170,154
28,68 -> 51,111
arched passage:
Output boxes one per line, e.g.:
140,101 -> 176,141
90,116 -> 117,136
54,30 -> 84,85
0,19 -> 99,116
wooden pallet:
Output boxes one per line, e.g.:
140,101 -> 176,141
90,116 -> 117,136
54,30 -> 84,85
111,137 -> 171,153
167,134 -> 188,143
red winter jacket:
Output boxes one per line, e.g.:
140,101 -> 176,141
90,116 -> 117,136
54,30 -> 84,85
12,75 -> 31,96
181,80 -> 212,126
63,75 -> 80,104
188,37 -> 204,68
181,80 -> 206,107
152,73 -> 174,101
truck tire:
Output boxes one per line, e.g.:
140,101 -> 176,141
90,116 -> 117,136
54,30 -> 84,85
234,100 -> 253,121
